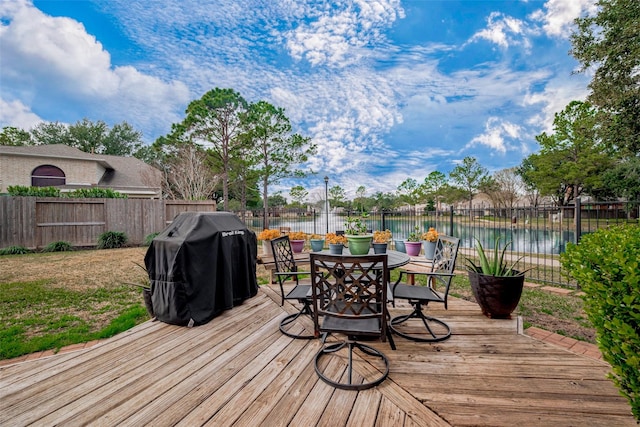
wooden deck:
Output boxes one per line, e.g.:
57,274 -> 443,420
0,285 -> 634,426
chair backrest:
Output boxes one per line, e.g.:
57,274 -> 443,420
432,235 -> 460,275
430,235 -> 460,308
310,253 -> 389,340
271,235 -> 299,288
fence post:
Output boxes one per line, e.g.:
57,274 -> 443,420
575,198 -> 582,244
382,211 -> 386,231
313,209 -> 317,235
449,205 -> 454,236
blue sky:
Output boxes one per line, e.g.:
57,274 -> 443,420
0,0 -> 596,200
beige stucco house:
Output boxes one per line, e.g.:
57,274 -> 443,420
0,144 -> 162,198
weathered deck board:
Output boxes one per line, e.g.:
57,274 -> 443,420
0,285 -> 634,426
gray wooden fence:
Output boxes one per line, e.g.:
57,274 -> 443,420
0,197 -> 216,249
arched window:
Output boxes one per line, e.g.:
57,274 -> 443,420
31,165 -> 66,187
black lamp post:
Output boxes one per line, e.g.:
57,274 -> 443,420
324,176 -> 329,234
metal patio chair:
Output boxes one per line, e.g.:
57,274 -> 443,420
271,235 -> 314,340
310,253 -> 395,390
390,235 -> 460,342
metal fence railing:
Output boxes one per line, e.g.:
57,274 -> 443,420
237,200 -> 639,288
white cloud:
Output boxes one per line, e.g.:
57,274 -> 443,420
530,0 -> 597,38
0,98 -> 43,129
284,1 -> 405,67
523,78 -> 590,134
468,12 -> 530,49
0,0 -> 190,139
467,117 -> 522,154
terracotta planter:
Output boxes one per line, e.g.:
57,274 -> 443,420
404,241 -> 422,256
468,270 -> 525,319
290,239 -> 305,253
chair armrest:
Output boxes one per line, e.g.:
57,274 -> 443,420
274,270 -> 310,276
393,271 -> 454,287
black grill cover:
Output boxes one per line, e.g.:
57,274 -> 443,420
144,212 -> 258,326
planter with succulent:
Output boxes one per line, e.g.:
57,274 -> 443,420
257,229 -> 282,256
344,215 -> 372,255
288,231 -> 307,253
466,236 -> 527,319
326,233 -> 348,254
372,229 -> 392,254
422,227 -> 439,259
405,226 -> 423,256
309,233 -> 325,252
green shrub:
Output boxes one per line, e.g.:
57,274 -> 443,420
143,232 -> 160,246
561,224 -> 640,420
97,231 -> 128,249
7,186 -> 60,197
66,188 -> 127,198
0,246 -> 33,255
7,186 -> 125,198
42,241 -> 74,253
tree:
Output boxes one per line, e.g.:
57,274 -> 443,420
422,171 -> 448,211
521,101 -> 613,205
517,158 -> 542,207
289,185 -> 308,207
354,185 -> 366,213
0,126 -> 32,146
449,156 -> 489,212
397,178 -> 423,210
328,185 -> 346,208
160,143 -> 220,200
30,121 -> 71,145
181,88 -> 249,211
487,168 -> 523,210
268,193 -> 287,207
30,119 -> 144,155
601,157 -> 640,202
245,100 -> 315,228
571,0 -> 640,156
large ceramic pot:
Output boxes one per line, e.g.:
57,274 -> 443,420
310,239 -> 325,252
290,239 -> 305,253
404,241 -> 422,256
468,270 -> 525,319
423,240 -> 437,259
345,234 -> 373,255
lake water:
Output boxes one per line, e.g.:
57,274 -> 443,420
246,214 -> 575,255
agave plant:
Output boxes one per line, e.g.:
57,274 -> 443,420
466,236 -> 525,277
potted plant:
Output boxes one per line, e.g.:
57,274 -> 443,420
257,229 -> 281,256
405,226 -> 423,256
421,227 -> 438,259
372,229 -> 392,254
325,233 -> 347,254
343,215 -> 372,255
466,236 -> 527,319
288,231 -> 306,253
309,233 -> 325,252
